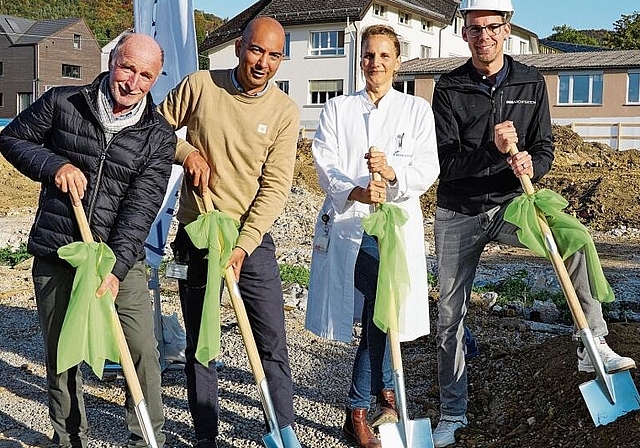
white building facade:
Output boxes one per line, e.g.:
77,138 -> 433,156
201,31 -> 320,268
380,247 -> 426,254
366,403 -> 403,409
203,0 -> 538,136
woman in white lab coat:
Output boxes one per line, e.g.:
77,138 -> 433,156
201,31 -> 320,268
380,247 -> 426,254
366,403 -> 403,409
304,24 -> 440,448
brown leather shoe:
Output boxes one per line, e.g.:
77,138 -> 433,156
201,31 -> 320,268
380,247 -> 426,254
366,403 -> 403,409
370,389 -> 399,427
342,407 -> 381,448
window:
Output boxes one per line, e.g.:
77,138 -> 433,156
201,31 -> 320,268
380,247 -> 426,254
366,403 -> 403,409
284,32 -> 290,58
73,34 -> 81,49
400,41 -> 410,58
420,45 -> 431,59
519,41 -> 528,54
0,61 -> 3,76
421,19 -> 433,32
310,31 -> 345,56
398,12 -> 411,26
453,16 -> 463,35
628,71 -> 640,103
393,80 -> 415,95
0,93 -> 3,107
373,3 -> 387,18
558,72 -> 603,105
62,64 -> 81,79
309,79 -> 343,104
504,37 -> 513,52
18,92 -> 32,113
276,80 -> 290,95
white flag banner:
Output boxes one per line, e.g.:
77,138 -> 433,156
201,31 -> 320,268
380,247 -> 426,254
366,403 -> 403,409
133,0 -> 198,103
134,0 -> 198,268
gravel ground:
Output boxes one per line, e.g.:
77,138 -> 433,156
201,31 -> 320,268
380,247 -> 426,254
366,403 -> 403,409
0,186 -> 368,448
3,185 -> 640,448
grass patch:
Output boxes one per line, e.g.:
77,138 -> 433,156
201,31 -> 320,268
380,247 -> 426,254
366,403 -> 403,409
279,264 -> 310,287
0,243 -> 31,267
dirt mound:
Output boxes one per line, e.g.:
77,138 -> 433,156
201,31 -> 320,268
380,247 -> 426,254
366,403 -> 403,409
0,154 -> 39,215
296,125 -> 640,231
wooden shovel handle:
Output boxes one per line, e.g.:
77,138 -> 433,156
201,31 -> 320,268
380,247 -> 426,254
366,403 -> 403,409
200,189 -> 266,382
368,147 -> 404,372
508,145 -> 589,330
224,266 -> 267,384
70,200 -> 148,406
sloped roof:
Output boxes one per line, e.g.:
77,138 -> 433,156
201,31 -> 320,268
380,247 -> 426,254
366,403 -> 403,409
0,14 -> 79,46
0,15 -> 36,44
539,38 -> 609,53
202,0 -> 459,51
399,50 -> 640,75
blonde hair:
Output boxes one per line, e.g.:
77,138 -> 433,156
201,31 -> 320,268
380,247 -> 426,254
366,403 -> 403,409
361,24 -> 400,58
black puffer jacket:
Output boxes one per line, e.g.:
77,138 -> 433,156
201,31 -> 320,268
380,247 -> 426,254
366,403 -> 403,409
432,55 -> 554,215
0,73 -> 176,280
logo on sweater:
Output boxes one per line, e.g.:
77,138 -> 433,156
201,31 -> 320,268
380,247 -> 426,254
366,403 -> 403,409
258,123 -> 268,134
505,99 -> 536,105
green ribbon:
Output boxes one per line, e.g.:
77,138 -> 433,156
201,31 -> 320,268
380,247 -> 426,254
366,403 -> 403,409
56,241 -> 120,378
504,188 -> 614,303
361,203 -> 411,333
185,210 -> 239,366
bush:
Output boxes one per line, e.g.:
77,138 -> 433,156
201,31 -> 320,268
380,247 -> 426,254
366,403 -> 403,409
0,243 -> 31,267
279,264 -> 310,287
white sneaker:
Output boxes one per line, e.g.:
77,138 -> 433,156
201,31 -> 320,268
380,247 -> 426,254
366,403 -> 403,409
433,415 -> 468,448
577,337 -> 636,373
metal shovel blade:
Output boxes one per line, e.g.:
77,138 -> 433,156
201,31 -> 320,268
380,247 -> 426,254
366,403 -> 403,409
579,369 -> 640,426
379,370 -> 434,448
263,425 -> 301,448
379,418 -> 434,448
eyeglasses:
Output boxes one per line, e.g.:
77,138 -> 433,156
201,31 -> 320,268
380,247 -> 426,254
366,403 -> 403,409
464,22 -> 506,38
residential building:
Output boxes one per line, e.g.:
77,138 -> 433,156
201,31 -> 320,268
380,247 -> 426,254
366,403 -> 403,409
399,50 -> 640,150
201,0 -> 539,137
0,15 -> 101,118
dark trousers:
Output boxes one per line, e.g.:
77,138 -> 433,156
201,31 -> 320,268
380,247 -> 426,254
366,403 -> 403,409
173,225 -> 294,441
32,258 -> 165,448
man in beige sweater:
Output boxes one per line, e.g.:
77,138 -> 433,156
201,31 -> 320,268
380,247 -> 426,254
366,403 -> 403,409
158,17 -> 299,448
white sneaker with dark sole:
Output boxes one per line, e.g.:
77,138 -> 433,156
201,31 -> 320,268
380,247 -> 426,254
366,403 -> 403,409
577,337 -> 636,373
433,414 -> 468,448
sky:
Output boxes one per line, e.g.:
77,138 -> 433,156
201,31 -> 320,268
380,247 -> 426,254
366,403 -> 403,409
193,0 -> 637,39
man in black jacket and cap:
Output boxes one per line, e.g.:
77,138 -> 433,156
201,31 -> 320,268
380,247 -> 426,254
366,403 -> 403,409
0,32 -> 175,447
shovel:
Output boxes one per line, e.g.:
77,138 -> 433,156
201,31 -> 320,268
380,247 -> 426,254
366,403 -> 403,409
201,194 -> 301,448
366,148 -> 434,447
507,145 -> 640,426
71,202 -> 159,448
378,326 -> 434,447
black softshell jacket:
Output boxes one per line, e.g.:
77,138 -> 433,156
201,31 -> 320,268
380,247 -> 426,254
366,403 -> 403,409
0,73 -> 176,280
432,55 -> 554,215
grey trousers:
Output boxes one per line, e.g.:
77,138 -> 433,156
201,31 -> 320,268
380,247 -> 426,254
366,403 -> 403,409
434,205 -> 607,417
32,258 -> 165,447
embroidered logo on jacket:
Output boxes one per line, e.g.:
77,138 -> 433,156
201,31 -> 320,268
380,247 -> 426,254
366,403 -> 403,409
505,99 -> 537,105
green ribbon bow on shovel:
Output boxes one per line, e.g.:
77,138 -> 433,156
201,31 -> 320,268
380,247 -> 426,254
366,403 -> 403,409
185,209 -> 239,366
56,241 -> 120,378
361,202 -> 411,333
504,188 -> 614,303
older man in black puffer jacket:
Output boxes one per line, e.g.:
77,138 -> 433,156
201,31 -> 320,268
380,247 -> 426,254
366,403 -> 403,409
0,32 -> 175,447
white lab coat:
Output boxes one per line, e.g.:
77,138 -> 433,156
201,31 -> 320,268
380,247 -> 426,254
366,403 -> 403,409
305,88 -> 440,342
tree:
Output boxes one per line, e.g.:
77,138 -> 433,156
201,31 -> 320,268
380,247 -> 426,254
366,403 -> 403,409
606,12 -> 640,50
547,25 -> 600,46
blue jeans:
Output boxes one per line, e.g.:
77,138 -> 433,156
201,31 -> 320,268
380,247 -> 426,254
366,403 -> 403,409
434,204 -> 607,417
348,232 -> 394,409
173,225 -> 294,441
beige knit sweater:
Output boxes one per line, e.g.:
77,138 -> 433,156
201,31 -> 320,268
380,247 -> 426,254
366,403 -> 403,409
158,69 -> 300,255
